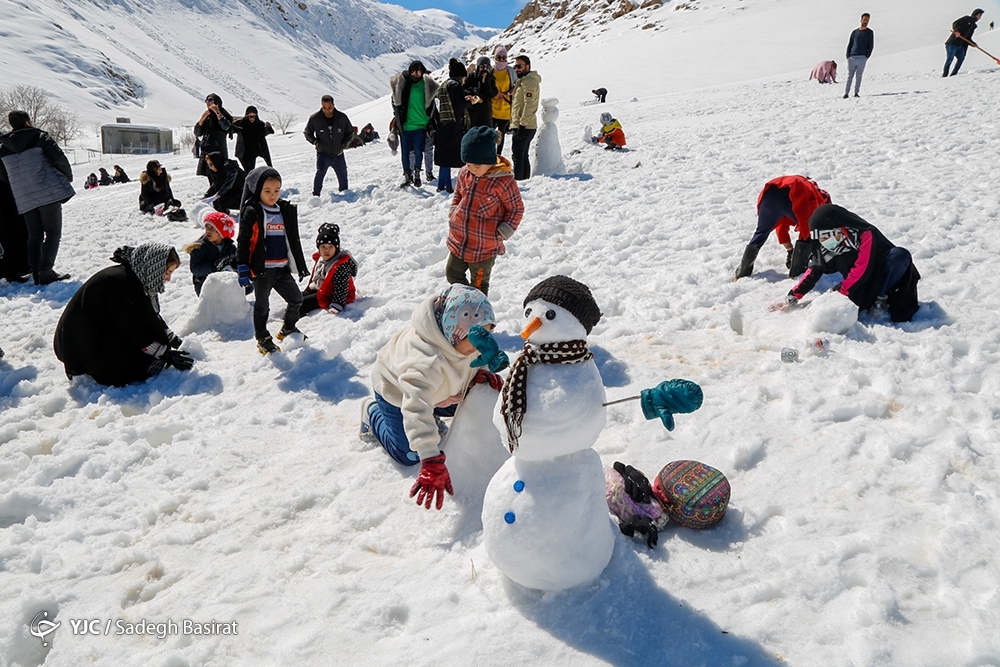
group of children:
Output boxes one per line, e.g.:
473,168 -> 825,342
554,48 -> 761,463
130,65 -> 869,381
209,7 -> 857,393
83,165 -> 130,189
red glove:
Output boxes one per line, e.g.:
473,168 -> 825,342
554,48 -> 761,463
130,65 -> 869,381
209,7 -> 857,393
409,453 -> 453,510
470,369 -> 503,392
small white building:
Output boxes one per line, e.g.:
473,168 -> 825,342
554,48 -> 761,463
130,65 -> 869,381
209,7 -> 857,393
101,123 -> 173,155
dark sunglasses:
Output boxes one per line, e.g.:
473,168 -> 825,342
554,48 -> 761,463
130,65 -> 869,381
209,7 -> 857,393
205,98 -> 214,103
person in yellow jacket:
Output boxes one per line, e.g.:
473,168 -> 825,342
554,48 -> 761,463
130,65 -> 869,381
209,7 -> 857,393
594,112 -> 627,150
510,55 -> 541,181
490,45 -> 518,157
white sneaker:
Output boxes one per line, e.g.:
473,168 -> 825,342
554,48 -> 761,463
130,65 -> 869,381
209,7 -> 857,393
359,398 -> 376,443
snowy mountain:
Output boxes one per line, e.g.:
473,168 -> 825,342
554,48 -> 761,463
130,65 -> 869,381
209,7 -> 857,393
0,0 -> 496,127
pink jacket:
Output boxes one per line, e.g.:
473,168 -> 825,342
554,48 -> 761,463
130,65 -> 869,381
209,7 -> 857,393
810,61 -> 838,84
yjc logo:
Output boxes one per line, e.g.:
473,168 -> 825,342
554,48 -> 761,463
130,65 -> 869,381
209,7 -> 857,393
29,611 -> 60,647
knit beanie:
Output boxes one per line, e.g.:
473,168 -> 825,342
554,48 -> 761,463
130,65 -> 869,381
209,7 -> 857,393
448,58 -> 467,81
433,284 -> 496,346
461,126 -> 499,165
523,276 -> 602,334
316,222 -> 340,249
241,165 -> 282,210
202,210 -> 236,239
476,56 -> 491,70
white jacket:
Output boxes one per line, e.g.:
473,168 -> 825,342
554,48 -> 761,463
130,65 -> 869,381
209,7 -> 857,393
371,295 -> 478,461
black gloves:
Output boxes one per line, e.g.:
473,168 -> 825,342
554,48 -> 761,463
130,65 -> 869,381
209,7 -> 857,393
614,461 -> 651,504
166,332 -> 183,349
785,248 -> 793,269
619,516 -> 658,549
163,350 -> 194,371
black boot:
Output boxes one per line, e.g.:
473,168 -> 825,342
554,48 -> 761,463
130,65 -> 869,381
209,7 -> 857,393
734,245 -> 759,280
399,170 -> 412,188
788,240 -> 814,278
413,170 -> 422,187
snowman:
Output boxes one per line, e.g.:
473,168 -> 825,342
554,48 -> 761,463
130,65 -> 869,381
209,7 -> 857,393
481,276 -> 614,591
533,98 -> 567,177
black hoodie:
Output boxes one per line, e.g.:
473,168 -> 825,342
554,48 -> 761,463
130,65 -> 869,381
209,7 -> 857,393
236,166 -> 306,279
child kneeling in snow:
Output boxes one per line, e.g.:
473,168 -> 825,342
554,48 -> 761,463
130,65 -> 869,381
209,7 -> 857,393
446,126 -> 524,296
593,112 -> 626,150
184,210 -> 238,296
361,284 -> 503,510
299,222 -> 357,317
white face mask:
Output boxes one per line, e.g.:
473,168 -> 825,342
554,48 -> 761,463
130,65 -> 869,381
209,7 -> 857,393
819,234 -> 842,251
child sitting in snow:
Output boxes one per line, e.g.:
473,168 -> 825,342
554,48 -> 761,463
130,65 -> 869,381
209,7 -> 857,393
84,173 -> 99,189
593,112 -> 626,150
361,284 -> 504,510
184,210 -> 238,296
299,222 -> 357,317
446,126 -> 524,296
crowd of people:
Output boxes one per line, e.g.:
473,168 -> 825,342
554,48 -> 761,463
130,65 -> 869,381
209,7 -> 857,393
3,7 -> 976,502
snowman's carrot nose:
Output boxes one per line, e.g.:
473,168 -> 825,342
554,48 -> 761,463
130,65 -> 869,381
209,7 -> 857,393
521,317 -> 542,339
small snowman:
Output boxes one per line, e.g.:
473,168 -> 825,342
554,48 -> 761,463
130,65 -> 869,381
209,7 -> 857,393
533,98 -> 566,176
481,276 -> 614,591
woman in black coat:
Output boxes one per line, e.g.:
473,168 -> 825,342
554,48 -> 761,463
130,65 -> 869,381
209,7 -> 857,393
138,160 -> 181,213
0,177 -> 30,282
434,59 -> 472,194
231,106 -> 274,172
202,152 -> 246,213
194,92 -> 233,177
465,57 -> 498,129
53,243 -> 193,386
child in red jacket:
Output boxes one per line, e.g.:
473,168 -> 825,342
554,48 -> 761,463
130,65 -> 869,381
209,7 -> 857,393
300,223 -> 357,316
446,126 -> 524,296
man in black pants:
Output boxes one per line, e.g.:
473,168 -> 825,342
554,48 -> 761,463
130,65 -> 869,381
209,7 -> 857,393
0,111 -> 74,285
510,55 -> 541,181
592,88 -> 608,103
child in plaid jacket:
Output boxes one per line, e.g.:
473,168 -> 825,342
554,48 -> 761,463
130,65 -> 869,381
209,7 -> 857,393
445,126 -> 524,296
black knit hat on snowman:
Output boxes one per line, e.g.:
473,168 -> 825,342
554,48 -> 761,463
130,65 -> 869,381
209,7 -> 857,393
316,223 -> 340,249
523,275 -> 602,334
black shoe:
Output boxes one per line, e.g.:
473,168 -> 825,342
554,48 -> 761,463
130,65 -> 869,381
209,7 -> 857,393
36,270 -> 70,285
257,335 -> 280,354
276,325 -> 307,341
413,170 -> 422,187
399,170 -> 412,188
2,274 -> 30,283
446,185 -> 454,194
854,93 -> 860,98
843,93 -> 849,99
436,185 -> 446,192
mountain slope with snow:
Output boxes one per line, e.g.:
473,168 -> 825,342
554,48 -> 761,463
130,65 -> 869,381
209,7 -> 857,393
0,0 -> 496,127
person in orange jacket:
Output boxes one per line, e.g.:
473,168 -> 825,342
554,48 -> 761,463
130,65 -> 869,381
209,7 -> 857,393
735,175 -> 831,280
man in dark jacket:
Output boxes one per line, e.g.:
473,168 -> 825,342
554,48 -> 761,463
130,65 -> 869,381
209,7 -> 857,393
303,95 -> 355,196
0,111 -> 74,285
0,176 -> 30,282
843,13 -> 873,98
390,61 -> 440,187
945,8 -> 984,76
466,57 -> 498,128
231,106 -> 274,172
771,204 -> 920,323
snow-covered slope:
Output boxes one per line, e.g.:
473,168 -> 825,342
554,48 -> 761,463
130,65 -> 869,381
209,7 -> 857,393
471,0 -> 984,103
0,0 -> 496,127
3,0 -> 1000,665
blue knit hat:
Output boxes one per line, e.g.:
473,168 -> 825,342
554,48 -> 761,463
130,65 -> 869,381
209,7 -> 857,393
461,126 -> 499,165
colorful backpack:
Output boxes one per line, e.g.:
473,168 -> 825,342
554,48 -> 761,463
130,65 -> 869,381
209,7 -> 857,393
652,460 -> 730,529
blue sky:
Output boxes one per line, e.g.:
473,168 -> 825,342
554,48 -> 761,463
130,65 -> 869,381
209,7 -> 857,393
385,0 -> 529,29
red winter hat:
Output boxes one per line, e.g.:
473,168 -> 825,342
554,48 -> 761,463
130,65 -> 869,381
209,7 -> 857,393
202,210 -> 236,239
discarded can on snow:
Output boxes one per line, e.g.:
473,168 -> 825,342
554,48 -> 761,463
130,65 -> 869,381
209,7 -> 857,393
780,347 -> 799,363
807,338 -> 831,352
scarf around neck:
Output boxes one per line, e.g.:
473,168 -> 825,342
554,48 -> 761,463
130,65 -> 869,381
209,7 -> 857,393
500,340 -> 593,453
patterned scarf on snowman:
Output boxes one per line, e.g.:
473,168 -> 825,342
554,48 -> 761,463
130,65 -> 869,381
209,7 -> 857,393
500,340 -> 592,453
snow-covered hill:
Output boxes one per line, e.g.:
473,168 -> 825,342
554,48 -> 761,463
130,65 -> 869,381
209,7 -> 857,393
3,0 -> 1000,665
0,0 -> 496,127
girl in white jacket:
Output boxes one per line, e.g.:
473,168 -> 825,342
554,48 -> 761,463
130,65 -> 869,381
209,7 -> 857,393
363,284 -> 501,509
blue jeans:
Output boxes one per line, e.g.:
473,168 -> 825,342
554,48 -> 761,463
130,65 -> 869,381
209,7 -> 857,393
749,185 -> 795,248
437,167 -> 452,190
944,44 -> 967,76
371,393 -> 456,466
313,152 -> 348,195
399,129 -> 426,173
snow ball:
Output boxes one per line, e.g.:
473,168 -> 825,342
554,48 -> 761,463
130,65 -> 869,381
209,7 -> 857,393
808,291 -> 857,335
